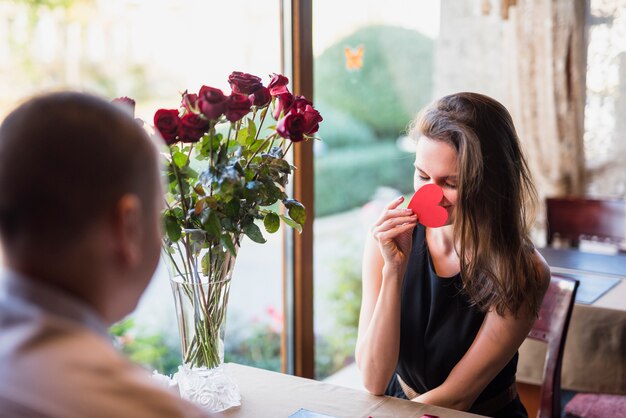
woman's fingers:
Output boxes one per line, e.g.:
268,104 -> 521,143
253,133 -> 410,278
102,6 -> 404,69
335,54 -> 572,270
385,195 -> 405,210
377,215 -> 418,232
374,196 -> 414,227
371,215 -> 417,241
375,221 -> 417,243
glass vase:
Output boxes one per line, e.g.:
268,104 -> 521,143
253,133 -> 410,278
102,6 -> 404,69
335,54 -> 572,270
167,230 -> 241,412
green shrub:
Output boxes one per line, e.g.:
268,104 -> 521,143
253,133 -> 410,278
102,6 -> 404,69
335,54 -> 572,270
315,25 -> 434,138
315,255 -> 363,380
224,323 -> 281,372
315,101 -> 377,149
110,319 -> 181,376
315,143 -> 414,217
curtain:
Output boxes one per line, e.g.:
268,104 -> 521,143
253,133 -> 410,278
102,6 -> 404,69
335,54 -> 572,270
502,0 -> 587,201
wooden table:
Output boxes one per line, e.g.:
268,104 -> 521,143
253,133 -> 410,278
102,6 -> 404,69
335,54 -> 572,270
518,248 -> 626,394
215,363 -> 485,418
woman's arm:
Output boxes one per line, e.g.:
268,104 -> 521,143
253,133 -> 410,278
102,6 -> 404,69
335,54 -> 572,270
355,197 -> 417,395
412,250 -> 551,410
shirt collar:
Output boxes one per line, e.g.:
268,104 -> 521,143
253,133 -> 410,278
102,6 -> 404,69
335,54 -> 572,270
0,269 -> 111,339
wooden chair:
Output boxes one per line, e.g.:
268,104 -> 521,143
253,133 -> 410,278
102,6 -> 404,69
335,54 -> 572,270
526,275 -> 579,418
546,197 -> 626,251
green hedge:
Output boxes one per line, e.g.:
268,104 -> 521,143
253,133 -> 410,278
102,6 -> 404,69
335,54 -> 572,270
315,25 -> 434,138
315,101 -> 378,150
315,143 -> 414,217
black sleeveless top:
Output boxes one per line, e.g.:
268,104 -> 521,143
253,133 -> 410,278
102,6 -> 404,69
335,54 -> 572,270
384,224 -> 527,417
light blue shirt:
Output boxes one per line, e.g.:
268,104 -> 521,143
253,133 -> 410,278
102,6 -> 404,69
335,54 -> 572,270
0,270 -> 208,418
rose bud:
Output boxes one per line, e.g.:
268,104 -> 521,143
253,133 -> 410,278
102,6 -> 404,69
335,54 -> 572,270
153,108 -> 180,145
181,90 -> 199,113
178,113 -> 209,143
198,85 -> 228,120
276,112 -> 306,142
268,73 -> 290,96
290,96 -> 313,113
228,71 -> 263,95
224,93 -> 252,122
249,86 -> 271,108
302,104 -> 323,135
112,96 -> 136,117
273,92 -> 294,120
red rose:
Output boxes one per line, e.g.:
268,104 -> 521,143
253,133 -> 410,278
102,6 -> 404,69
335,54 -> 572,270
224,93 -> 252,122
181,90 -> 199,113
154,109 -> 180,145
290,96 -> 312,112
282,96 -> 322,136
301,104 -> 323,135
273,92 -> 294,119
249,86 -> 271,108
276,113 -> 306,142
178,113 -> 209,143
198,86 -> 227,120
228,71 -> 263,95
112,96 -> 136,117
268,73 -> 289,96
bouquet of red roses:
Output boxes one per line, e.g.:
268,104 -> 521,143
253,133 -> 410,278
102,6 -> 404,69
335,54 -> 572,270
149,72 -> 321,378
154,72 -> 321,263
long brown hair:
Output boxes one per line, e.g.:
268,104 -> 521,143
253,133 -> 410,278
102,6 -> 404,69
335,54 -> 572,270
412,92 -> 542,317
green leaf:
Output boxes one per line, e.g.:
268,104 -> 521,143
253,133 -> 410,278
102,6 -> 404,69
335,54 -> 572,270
284,199 -> 307,226
221,234 -> 237,256
263,212 -> 280,233
164,214 -> 181,242
243,222 -> 266,244
271,158 -> 291,174
247,118 -> 257,143
289,205 -> 306,226
249,138 -> 269,154
279,214 -> 302,233
236,126 -> 249,146
201,252 -> 210,276
199,133 -> 221,158
216,143 -> 228,165
224,199 -> 241,218
173,151 -> 187,168
205,210 -> 222,239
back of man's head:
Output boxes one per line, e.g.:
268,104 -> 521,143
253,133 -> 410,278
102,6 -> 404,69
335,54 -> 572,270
0,92 -> 159,272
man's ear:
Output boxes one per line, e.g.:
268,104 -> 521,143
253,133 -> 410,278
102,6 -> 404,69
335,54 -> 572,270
112,194 -> 143,267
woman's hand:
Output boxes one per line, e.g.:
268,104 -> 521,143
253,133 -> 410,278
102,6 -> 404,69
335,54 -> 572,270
370,196 -> 417,273
357,197 -> 415,394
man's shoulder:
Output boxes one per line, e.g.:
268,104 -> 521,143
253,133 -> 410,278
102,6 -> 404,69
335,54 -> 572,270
0,380 -> 209,418
0,314 -> 208,418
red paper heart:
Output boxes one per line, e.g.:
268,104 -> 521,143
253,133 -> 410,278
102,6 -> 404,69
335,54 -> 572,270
407,184 -> 449,228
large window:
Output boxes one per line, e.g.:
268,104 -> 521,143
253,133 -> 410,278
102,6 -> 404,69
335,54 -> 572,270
0,0 -> 285,375
312,1 -> 440,380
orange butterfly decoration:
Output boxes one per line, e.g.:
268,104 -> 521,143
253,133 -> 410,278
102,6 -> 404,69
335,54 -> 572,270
344,45 -> 364,71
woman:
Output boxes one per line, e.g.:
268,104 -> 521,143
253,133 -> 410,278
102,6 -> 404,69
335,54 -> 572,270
356,92 -> 550,417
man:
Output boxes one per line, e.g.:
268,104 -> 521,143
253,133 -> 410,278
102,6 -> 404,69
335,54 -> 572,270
0,92 -> 209,417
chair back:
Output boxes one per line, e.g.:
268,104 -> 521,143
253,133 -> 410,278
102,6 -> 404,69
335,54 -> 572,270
546,197 -> 626,250
528,275 -> 579,418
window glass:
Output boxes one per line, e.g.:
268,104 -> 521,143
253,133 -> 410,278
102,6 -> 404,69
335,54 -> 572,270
0,0 -> 283,375
312,1 -> 440,380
